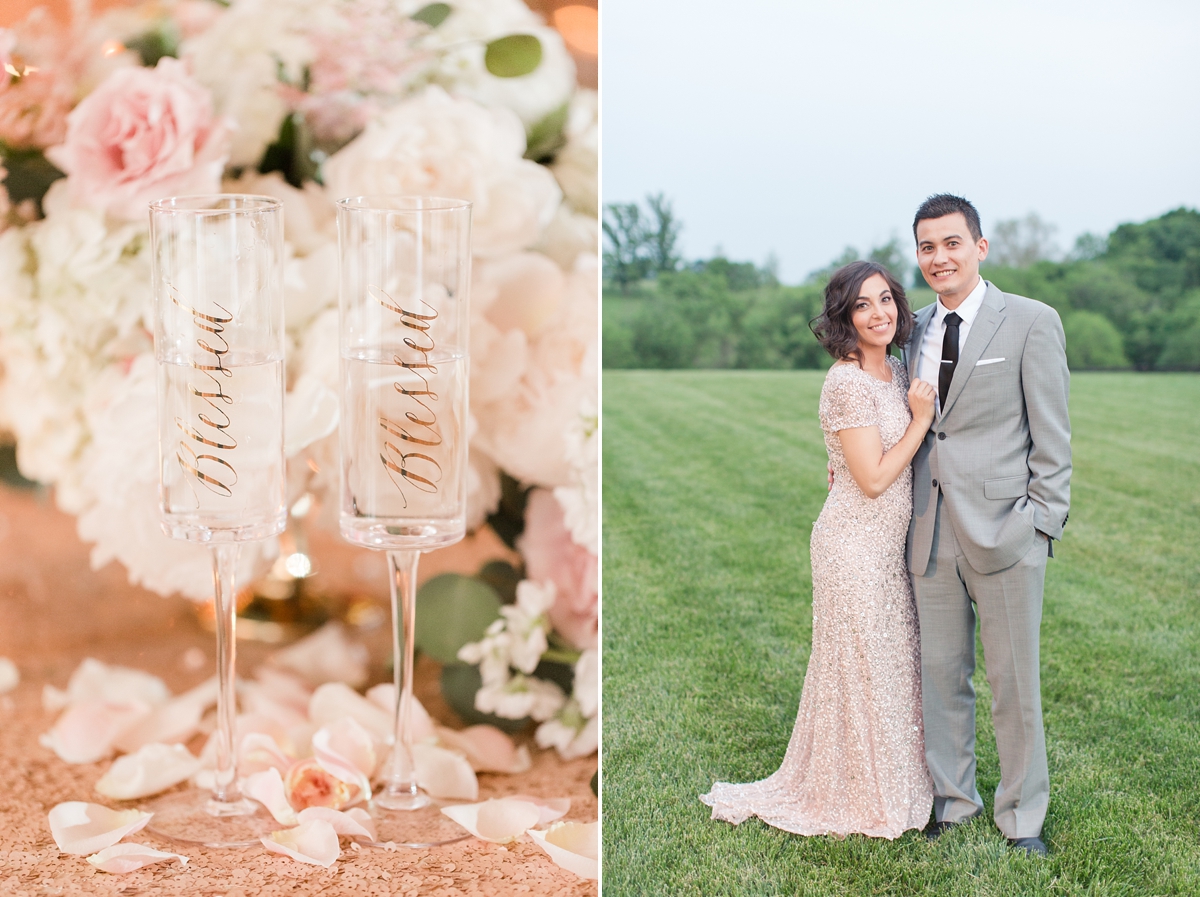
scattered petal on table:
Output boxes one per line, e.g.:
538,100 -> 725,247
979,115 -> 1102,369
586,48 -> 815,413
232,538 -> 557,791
506,794 -> 571,826
270,622 -> 368,688
441,798 -> 542,843
0,657 -> 18,693
42,684 -> 69,713
296,806 -> 377,841
244,768 -> 299,826
261,819 -> 341,867
40,700 -> 150,764
86,843 -> 188,873
308,683 -> 392,741
113,691 -> 208,753
436,724 -> 531,773
63,658 -> 170,707
527,821 -> 599,880
48,802 -> 152,856
365,682 -> 436,742
311,719 -> 375,796
252,667 -> 313,713
414,743 -> 478,801
239,731 -> 294,776
95,743 -> 201,800
284,757 -> 359,811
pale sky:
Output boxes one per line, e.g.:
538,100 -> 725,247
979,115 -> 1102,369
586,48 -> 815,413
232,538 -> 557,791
601,0 -> 1200,284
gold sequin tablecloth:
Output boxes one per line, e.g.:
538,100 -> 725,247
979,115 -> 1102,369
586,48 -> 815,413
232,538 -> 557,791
0,484 -> 597,896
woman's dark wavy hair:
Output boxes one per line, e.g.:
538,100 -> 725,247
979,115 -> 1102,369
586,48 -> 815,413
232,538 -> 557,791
809,260 -> 914,366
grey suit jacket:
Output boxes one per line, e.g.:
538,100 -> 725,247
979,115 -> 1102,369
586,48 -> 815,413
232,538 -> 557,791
903,282 -> 1071,576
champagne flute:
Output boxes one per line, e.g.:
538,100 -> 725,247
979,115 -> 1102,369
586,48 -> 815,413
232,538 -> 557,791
337,195 -> 471,847
147,195 -> 285,847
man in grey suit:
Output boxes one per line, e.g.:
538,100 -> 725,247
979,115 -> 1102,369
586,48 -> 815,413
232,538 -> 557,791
903,194 -> 1071,857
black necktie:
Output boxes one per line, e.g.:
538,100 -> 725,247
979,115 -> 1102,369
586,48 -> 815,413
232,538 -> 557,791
939,312 -> 962,411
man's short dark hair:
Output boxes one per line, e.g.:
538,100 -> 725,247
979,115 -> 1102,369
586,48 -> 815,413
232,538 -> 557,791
913,194 -> 982,243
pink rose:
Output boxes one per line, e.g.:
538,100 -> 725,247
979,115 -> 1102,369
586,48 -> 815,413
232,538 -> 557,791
0,70 -> 72,150
518,488 -> 598,651
46,57 -> 230,220
284,758 -> 359,811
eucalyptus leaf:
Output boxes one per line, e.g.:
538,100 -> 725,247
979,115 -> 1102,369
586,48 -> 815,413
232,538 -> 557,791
412,2 -> 452,28
524,102 -> 569,163
440,663 -> 530,733
484,34 -> 542,78
478,560 -> 522,604
0,145 -> 64,211
415,574 -> 502,663
125,29 -> 178,67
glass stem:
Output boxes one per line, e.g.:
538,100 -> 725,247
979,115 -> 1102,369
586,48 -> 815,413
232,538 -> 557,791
383,549 -> 423,806
211,543 -> 242,805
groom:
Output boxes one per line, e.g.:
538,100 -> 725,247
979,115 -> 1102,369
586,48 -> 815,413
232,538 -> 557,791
903,194 -> 1071,857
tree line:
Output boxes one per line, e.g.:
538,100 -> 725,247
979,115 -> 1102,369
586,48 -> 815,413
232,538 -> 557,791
603,198 -> 1200,372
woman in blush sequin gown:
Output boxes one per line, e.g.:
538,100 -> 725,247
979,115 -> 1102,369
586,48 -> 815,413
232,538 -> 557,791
700,261 -> 936,839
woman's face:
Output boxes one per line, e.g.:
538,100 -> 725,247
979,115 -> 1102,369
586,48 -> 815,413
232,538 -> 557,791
850,273 -> 898,351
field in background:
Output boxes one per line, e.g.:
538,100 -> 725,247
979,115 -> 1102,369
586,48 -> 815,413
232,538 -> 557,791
602,370 -> 1200,896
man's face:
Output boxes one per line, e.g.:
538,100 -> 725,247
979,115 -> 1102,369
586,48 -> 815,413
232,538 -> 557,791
915,213 -> 988,304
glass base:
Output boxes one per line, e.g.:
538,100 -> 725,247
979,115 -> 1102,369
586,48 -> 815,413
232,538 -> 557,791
368,791 -> 470,848
143,790 -> 277,848
339,517 -> 465,551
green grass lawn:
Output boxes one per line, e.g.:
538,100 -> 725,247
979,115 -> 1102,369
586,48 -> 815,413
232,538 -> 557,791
601,371 -> 1200,896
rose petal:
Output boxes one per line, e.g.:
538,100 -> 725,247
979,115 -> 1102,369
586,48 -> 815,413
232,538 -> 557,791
48,802 -> 152,856
42,684 -> 69,713
243,768 -> 299,826
95,743 -> 201,800
64,658 -> 170,707
0,657 -> 18,693
260,819 -> 340,867
413,743 -> 478,801
269,623 -> 368,688
86,843 -> 188,873
440,798 -> 541,843
308,683 -> 391,742
507,794 -> 571,826
527,821 -> 599,880
435,724 -> 531,774
296,806 -> 377,841
365,683 -> 436,742
239,732 -> 294,777
312,719 -> 376,792
113,685 -> 212,753
252,667 -> 312,713
40,700 -> 151,764
241,681 -> 311,730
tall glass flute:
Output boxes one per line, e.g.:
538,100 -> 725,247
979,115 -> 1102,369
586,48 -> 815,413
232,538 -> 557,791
337,196 -> 471,847
148,195 -> 285,847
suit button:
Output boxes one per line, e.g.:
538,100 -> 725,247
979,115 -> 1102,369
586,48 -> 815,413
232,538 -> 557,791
932,479 -> 938,488
937,432 -> 946,440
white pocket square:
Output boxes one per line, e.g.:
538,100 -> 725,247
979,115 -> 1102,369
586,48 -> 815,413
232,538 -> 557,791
975,357 -> 1005,366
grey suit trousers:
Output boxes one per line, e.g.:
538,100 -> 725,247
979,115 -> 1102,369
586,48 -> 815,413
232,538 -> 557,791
914,492 -> 1049,839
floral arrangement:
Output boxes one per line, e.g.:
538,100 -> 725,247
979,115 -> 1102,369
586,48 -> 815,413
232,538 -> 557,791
0,0 -> 597,756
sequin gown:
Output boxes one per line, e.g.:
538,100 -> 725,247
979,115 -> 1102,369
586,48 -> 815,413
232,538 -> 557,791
700,357 -> 933,839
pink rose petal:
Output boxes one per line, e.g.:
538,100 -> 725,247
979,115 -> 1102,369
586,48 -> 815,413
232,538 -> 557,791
40,700 -> 151,764
365,683 -> 436,742
260,819 -> 340,867
440,798 -> 541,843
528,821 -> 599,880
239,732 -> 294,777
435,724 -> 531,773
48,802 -> 152,856
95,743 -> 201,800
507,794 -> 571,826
296,806 -> 377,841
113,690 -> 209,753
413,743 -> 478,801
243,768 -> 299,826
284,757 -> 359,811
311,720 -> 375,798
86,843 -> 188,873
308,683 -> 391,741
63,658 -> 170,707
270,622 -> 368,688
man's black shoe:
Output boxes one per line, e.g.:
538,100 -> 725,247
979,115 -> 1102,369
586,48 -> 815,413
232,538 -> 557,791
1008,836 -> 1047,857
923,820 -> 959,842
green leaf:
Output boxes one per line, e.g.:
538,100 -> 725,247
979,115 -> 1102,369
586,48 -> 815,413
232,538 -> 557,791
486,472 -> 530,549
412,2 -> 452,28
257,114 -> 321,188
125,29 -> 179,67
524,101 -> 569,163
440,663 -> 530,733
478,560 -> 522,604
415,574 -> 501,663
484,34 -> 542,78
0,145 -> 64,212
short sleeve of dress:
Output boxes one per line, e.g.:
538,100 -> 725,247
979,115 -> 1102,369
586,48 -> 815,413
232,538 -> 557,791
819,364 -> 879,433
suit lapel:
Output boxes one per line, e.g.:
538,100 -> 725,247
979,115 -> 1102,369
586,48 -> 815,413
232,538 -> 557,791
940,282 -> 1006,420
908,303 -> 936,382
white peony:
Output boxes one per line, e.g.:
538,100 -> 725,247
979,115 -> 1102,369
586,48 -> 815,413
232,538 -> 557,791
551,89 -> 597,216
534,203 -> 599,271
321,86 -> 561,258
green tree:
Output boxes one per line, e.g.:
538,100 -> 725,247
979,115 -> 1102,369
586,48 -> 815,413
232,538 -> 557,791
602,202 -> 651,292
645,193 -> 683,274
1063,311 -> 1130,370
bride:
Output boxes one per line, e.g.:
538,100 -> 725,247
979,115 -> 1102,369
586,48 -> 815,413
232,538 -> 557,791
701,260 -> 935,839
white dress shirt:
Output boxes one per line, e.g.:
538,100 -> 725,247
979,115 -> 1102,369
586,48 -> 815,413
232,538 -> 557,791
917,276 -> 989,416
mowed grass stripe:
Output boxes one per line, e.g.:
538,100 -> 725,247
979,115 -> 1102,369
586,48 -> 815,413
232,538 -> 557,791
602,370 -> 1200,896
